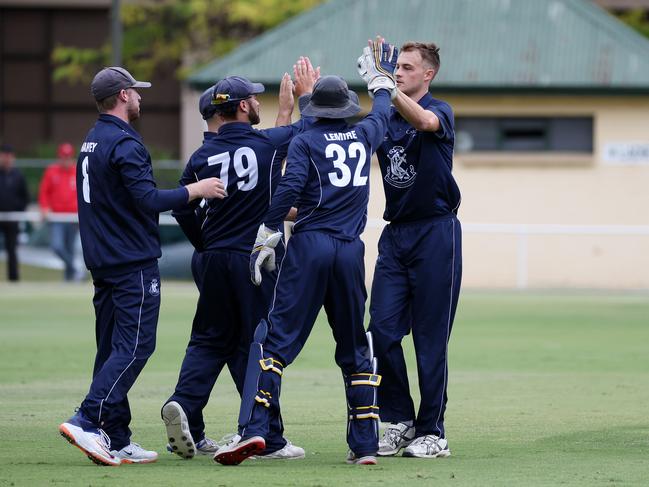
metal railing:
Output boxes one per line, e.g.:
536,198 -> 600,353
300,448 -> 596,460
2,211 -> 648,289
14,159 -> 181,170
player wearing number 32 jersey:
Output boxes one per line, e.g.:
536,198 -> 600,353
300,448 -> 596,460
215,46 -> 398,464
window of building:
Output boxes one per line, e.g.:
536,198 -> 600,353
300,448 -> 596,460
455,117 -> 593,153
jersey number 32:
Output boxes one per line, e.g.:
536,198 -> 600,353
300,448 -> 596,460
326,142 -> 368,187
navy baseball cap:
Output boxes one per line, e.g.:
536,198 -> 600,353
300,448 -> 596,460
198,86 -> 217,120
301,76 -> 360,119
210,76 -> 265,110
91,66 -> 151,101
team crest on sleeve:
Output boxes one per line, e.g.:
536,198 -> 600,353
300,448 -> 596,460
148,278 -> 160,296
385,146 -> 416,188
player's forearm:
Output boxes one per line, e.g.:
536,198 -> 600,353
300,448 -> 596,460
370,89 -> 391,114
275,110 -> 292,127
137,186 -> 189,213
393,90 -> 440,132
264,187 -> 300,232
298,94 -> 311,115
265,205 -> 294,232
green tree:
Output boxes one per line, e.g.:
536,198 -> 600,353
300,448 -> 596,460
52,0 -> 323,83
614,8 -> 649,39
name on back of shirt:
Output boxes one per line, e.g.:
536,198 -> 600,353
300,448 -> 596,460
81,142 -> 98,153
324,131 -> 357,142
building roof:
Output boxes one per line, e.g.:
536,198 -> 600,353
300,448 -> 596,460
594,0 -> 649,8
188,0 -> 649,93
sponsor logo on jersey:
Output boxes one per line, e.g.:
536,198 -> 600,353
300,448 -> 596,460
384,146 -> 416,188
148,278 -> 160,296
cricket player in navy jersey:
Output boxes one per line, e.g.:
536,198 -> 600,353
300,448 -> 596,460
161,59 -> 319,461
214,41 -> 399,467
368,41 -> 463,459
58,66 -> 226,466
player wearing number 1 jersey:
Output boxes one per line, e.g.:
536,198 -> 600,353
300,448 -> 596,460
162,67 -> 317,460
215,42 -> 398,466
58,67 -> 225,467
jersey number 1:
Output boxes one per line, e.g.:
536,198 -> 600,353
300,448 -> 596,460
81,156 -> 90,203
325,142 -> 368,187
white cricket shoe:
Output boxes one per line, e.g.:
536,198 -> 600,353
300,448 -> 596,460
162,401 -> 196,459
252,440 -> 305,460
59,420 -> 120,466
402,435 -> 451,458
377,422 -> 415,456
166,436 -> 219,456
346,450 -> 378,465
195,436 -> 220,455
111,443 -> 158,464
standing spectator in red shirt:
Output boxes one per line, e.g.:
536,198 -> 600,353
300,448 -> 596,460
39,142 -> 80,281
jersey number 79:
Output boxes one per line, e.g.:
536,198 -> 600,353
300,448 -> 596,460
208,147 -> 258,191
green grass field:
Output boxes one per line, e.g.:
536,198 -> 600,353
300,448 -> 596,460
1,283 -> 648,486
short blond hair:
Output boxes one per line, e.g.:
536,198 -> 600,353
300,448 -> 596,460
401,42 -> 440,73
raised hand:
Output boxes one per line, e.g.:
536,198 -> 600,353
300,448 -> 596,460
293,56 -> 320,97
357,36 -> 398,98
277,72 -> 295,117
370,36 -> 398,78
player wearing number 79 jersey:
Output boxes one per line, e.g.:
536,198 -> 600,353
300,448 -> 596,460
161,69 -> 316,460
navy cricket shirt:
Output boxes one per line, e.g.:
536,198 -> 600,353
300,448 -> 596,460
175,120 -> 311,253
264,90 -> 392,239
376,92 -> 461,223
77,114 -> 188,277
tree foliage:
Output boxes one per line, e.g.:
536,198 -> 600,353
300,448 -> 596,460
52,0 -> 323,84
615,8 -> 649,39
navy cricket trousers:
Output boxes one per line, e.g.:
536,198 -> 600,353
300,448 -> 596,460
265,232 -> 370,371
80,263 -> 161,451
167,250 -> 285,452
368,215 -> 462,439
244,231 -> 376,456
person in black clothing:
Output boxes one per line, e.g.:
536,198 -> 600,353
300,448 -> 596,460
0,144 -> 29,282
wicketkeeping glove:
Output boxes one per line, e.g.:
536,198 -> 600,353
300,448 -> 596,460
372,40 -> 398,78
250,223 -> 283,285
357,41 -> 399,98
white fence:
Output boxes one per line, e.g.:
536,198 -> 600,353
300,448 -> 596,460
2,212 -> 648,289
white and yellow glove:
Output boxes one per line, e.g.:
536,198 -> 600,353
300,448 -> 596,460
249,224 -> 283,285
357,40 -> 399,99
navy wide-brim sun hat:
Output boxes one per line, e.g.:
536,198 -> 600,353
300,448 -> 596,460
301,75 -> 361,119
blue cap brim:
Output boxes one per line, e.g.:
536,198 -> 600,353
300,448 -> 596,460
250,82 -> 265,94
